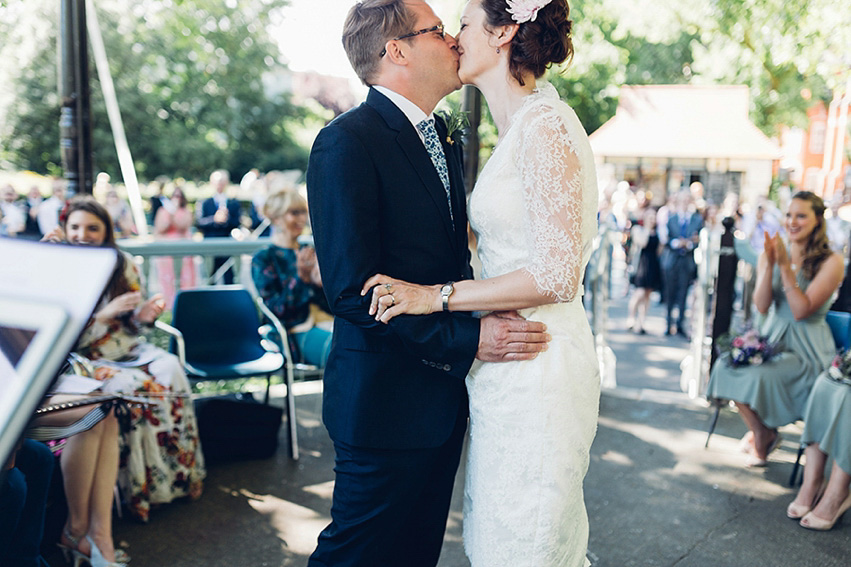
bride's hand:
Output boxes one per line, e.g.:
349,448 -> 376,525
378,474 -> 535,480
361,274 -> 441,323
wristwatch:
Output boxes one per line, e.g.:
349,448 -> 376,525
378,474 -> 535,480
440,281 -> 455,312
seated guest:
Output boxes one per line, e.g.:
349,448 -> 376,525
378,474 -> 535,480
0,440 -> 54,567
707,192 -> 844,466
787,372 -> 851,530
43,195 -> 205,522
251,189 -> 332,368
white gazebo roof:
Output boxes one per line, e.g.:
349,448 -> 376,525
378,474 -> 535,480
589,85 -> 781,161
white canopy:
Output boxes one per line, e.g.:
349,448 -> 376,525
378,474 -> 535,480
590,85 -> 781,161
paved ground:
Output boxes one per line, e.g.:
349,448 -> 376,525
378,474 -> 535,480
44,268 -> 851,566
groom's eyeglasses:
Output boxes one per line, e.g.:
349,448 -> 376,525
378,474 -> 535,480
379,24 -> 446,57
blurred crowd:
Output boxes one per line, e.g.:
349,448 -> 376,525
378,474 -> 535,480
597,180 -> 851,338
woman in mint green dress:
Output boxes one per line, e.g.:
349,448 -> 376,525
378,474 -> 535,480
707,192 -> 844,467
786,367 -> 851,529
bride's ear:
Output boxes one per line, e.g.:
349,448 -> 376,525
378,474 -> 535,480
491,23 -> 519,51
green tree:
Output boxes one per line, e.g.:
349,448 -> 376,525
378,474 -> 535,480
0,0 -> 311,182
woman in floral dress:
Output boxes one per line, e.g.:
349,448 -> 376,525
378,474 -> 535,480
45,195 -> 205,522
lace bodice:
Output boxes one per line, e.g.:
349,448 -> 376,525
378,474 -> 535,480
469,81 -> 598,302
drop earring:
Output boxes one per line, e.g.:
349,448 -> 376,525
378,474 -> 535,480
496,47 -> 500,54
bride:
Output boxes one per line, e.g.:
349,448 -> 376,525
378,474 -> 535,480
362,1 -> 600,565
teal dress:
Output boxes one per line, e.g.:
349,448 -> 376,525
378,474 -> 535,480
707,268 -> 835,428
801,374 -> 851,475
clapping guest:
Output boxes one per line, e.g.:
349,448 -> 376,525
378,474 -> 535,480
153,184 -> 197,309
626,208 -> 662,334
251,189 -> 332,368
196,169 -> 241,284
787,371 -> 851,530
707,192 -> 844,467
43,195 -> 205,522
104,189 -> 136,239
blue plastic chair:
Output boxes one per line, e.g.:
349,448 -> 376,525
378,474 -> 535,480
826,310 -> 851,350
156,285 -> 300,459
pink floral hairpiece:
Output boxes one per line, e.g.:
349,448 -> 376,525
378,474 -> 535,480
505,0 -> 553,23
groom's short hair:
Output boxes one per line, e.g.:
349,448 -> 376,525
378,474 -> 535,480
342,0 -> 415,86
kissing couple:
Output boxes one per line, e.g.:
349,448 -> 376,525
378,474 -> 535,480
306,1 -> 600,566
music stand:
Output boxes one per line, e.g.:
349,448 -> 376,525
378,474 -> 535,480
0,239 -> 118,464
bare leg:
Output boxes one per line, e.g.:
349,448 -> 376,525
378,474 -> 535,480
791,444 -> 827,509
733,402 -> 776,460
60,411 -> 120,562
61,419 -> 103,544
627,288 -> 640,329
808,460 -> 851,522
635,288 -> 652,331
86,412 -> 120,561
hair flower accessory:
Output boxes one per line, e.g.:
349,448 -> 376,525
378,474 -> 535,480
506,0 -> 553,24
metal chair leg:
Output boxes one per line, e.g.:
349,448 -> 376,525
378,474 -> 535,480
284,367 -> 299,460
788,445 -> 805,487
705,399 -> 722,448
264,374 -> 271,405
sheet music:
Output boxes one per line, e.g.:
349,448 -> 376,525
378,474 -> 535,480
50,374 -> 103,395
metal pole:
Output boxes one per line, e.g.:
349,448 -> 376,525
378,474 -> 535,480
86,0 -> 148,236
710,217 -> 738,369
59,0 -> 93,195
460,85 -> 481,196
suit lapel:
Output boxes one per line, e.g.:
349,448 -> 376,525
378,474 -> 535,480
367,89 -> 458,250
434,115 -> 466,234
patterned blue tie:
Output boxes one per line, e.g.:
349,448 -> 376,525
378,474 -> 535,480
416,118 -> 454,223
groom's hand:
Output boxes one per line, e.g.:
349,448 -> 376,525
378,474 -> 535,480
476,311 -> 550,362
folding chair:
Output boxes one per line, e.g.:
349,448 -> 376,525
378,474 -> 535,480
155,285 -> 301,459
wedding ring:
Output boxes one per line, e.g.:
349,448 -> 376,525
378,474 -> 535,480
389,294 -> 396,306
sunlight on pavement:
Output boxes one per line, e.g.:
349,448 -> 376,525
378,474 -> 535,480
241,489 -> 329,555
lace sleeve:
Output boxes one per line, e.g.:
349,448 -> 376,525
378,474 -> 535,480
515,104 -> 586,303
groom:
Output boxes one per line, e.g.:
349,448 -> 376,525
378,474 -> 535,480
305,1 -> 550,566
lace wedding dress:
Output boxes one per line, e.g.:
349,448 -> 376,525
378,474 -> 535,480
464,82 -> 601,567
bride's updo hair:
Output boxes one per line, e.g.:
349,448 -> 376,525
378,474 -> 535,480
480,0 -> 573,86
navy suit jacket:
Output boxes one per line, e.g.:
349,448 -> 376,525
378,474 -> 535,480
665,211 -> 704,269
306,88 -> 480,450
197,196 -> 241,237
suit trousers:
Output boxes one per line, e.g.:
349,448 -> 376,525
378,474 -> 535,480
308,406 -> 467,567
665,253 -> 695,330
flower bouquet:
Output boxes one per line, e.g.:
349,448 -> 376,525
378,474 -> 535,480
827,350 -> 851,386
716,327 -> 779,368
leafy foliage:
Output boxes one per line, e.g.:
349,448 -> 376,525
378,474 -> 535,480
0,0 -> 309,181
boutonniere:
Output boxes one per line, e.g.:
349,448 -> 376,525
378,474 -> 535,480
440,108 -> 470,146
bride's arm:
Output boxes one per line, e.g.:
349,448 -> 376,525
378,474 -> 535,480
365,106 -> 590,321
364,269 -> 550,320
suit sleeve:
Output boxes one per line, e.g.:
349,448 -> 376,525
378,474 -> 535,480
307,124 -> 479,379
